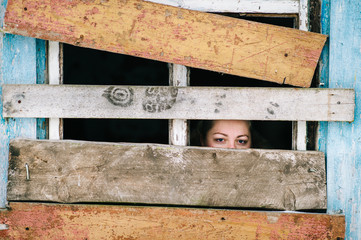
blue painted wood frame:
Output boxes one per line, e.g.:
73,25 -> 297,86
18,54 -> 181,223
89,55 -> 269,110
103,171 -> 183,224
319,0 -> 361,238
0,0 -> 46,208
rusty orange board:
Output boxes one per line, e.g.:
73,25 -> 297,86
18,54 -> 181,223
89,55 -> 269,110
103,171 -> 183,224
3,0 -> 327,87
0,202 -> 345,239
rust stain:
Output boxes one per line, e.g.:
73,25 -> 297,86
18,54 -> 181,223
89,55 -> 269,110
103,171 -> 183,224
213,45 -> 219,55
234,34 -> 243,45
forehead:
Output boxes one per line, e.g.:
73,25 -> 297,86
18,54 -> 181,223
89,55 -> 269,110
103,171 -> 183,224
210,120 -> 250,133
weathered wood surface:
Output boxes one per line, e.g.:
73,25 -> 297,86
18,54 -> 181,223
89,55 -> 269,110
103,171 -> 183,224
3,0 -> 327,87
2,84 -> 355,121
8,139 -> 326,210
0,202 -> 345,240
145,0 -> 300,13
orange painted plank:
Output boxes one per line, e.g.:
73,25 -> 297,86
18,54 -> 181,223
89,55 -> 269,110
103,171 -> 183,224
0,202 -> 344,240
3,0 -> 326,87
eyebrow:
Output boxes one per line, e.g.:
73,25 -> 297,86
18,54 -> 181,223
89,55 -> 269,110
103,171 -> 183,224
213,132 -> 249,138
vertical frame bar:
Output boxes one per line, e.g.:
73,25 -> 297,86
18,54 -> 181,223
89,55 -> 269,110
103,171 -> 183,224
36,39 -> 48,139
293,0 -> 309,151
317,0 -> 330,154
48,41 -> 63,140
169,64 -> 189,146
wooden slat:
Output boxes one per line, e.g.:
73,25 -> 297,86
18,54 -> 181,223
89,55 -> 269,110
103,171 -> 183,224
3,0 -> 327,87
2,84 -> 355,121
8,139 -> 326,210
0,202 -> 345,240
145,0 -> 300,13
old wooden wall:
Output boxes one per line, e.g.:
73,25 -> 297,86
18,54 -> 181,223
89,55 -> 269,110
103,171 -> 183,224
1,0 -> 359,238
0,0 -> 45,209
318,0 -> 361,239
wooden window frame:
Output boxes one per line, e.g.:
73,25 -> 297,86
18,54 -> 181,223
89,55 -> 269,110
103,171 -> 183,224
47,0 -> 315,150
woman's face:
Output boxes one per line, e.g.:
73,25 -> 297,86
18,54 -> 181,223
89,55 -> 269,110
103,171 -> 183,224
205,120 -> 251,149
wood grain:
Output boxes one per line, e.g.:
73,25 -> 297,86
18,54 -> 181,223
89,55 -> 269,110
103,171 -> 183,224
3,0 -> 327,87
2,84 -> 355,121
8,139 -> 326,210
0,202 -> 345,240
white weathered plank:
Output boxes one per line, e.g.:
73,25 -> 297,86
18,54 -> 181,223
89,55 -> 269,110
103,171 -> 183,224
293,0 -> 309,150
2,84 -> 355,121
169,64 -> 189,145
48,41 -> 62,140
145,0 -> 300,13
8,139 -> 326,210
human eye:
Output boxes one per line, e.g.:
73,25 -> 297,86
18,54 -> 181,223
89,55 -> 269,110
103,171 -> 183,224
236,137 -> 249,146
215,138 -> 225,143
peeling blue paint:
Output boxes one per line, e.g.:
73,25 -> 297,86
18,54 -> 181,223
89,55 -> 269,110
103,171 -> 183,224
324,1 -> 361,239
0,20 -> 38,208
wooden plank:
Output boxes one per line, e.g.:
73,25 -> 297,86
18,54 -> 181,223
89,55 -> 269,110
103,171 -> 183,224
145,0 -> 300,13
2,84 -> 355,121
293,0 -> 309,150
0,202 -> 345,240
8,139 -> 326,210
0,15 -> 38,207
3,0 -> 327,87
48,41 -> 63,140
323,1 -> 361,239
169,64 -> 189,145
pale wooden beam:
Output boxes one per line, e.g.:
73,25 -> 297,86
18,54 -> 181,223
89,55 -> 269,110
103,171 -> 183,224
48,41 -> 62,140
294,0 -> 310,150
0,202 -> 345,239
8,139 -> 326,210
145,0 -> 300,14
169,64 -> 189,146
3,0 -> 327,87
2,84 -> 355,121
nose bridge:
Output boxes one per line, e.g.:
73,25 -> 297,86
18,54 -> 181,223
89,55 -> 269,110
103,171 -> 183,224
228,140 -> 236,149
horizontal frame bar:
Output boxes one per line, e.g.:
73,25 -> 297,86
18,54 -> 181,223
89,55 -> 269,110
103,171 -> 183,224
2,84 -> 355,121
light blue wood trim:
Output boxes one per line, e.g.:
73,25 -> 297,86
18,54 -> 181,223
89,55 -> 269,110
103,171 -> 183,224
317,0 -> 330,154
36,39 -> 47,139
0,0 -> 38,208
326,0 -> 361,239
